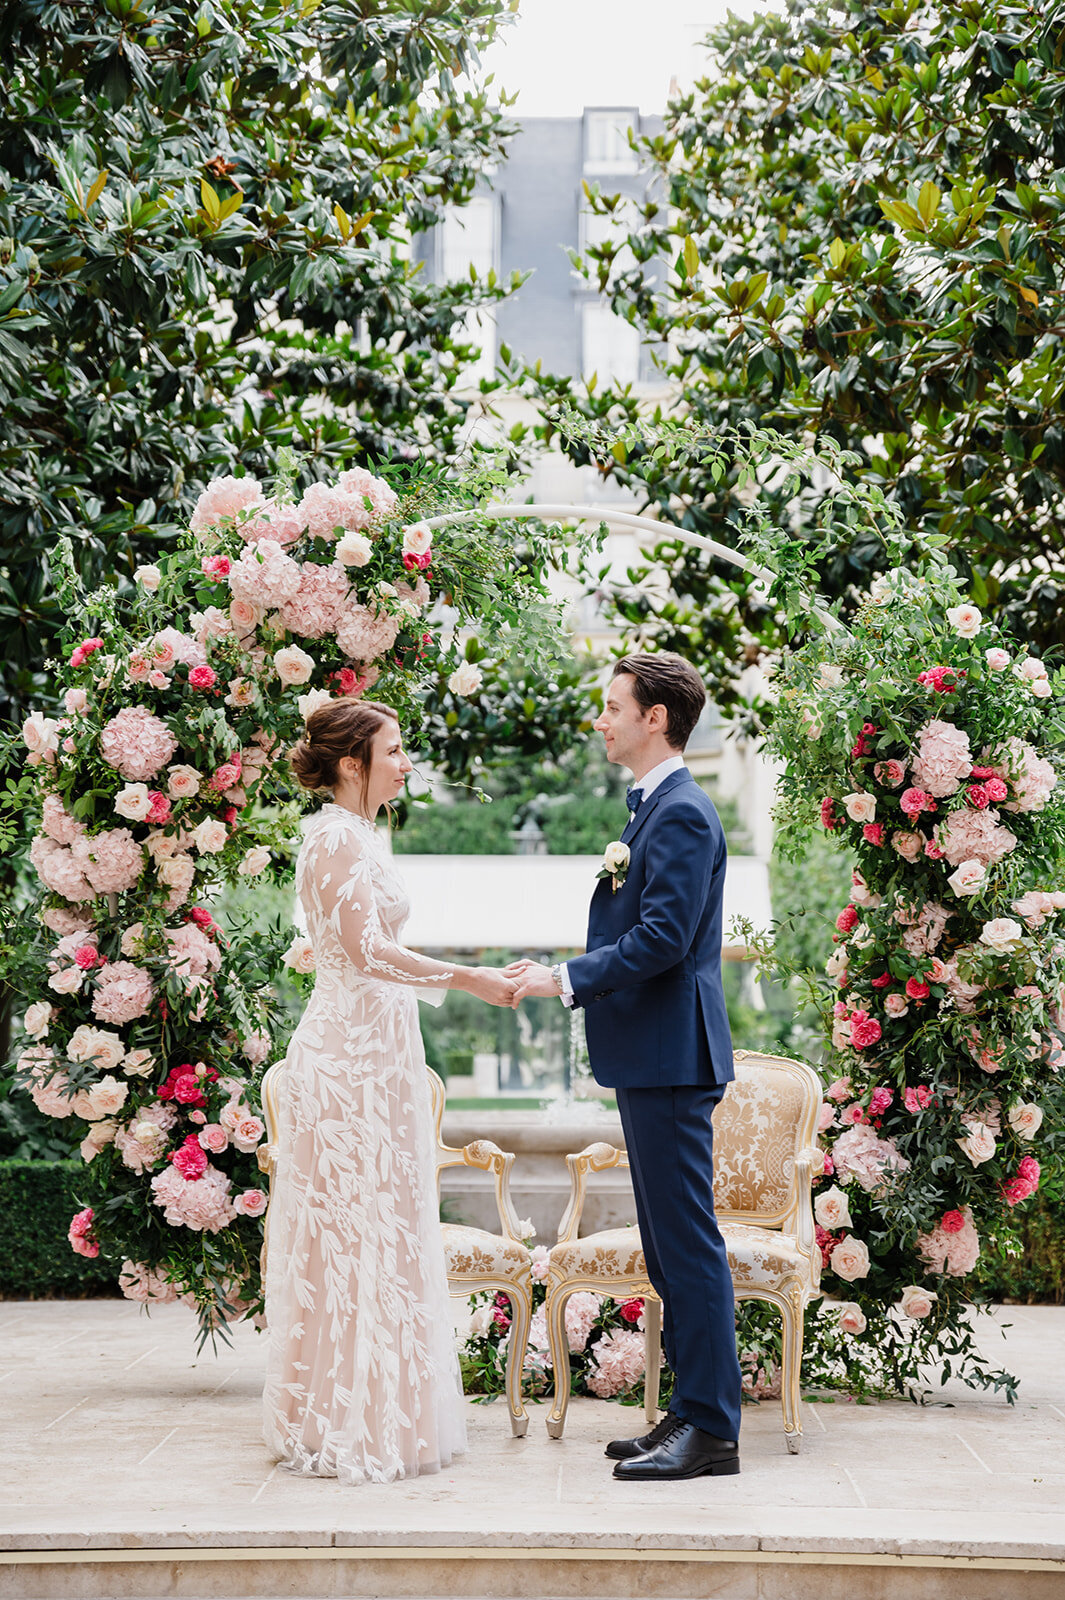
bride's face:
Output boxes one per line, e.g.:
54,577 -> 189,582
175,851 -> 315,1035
361,718 -> 412,813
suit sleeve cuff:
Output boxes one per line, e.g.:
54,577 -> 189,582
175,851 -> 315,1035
559,960 -> 575,1008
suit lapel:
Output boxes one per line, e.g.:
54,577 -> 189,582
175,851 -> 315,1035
622,768 -> 692,847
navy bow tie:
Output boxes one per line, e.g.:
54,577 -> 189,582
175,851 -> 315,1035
626,786 -> 643,814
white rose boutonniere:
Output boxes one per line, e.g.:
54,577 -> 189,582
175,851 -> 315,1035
597,840 -> 630,894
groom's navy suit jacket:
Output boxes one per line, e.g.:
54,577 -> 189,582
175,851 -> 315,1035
567,768 -> 734,1090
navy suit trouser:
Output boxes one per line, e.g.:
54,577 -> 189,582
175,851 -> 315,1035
615,1084 -> 743,1442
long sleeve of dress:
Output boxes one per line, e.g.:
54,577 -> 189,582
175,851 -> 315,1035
307,825 -> 454,1002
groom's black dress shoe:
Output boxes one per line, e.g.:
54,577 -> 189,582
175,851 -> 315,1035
604,1411 -> 679,1460
611,1418 -> 740,1480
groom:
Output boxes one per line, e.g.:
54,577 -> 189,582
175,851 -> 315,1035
508,652 -> 743,1480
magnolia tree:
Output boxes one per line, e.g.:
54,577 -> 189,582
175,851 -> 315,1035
9,460 -> 568,1340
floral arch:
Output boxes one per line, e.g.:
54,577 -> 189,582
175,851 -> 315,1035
11,436 -> 1064,1399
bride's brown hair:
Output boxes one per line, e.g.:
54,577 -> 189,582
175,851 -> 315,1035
289,700 -> 400,799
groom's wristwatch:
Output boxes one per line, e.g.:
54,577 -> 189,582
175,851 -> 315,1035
550,963 -> 564,995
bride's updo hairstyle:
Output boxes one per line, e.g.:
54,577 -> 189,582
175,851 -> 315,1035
290,700 -> 399,799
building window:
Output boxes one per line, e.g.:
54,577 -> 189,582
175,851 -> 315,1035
583,110 -> 638,174
438,196 -> 498,282
581,301 -> 640,386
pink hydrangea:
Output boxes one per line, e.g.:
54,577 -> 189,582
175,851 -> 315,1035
917,1207 -> 980,1275
910,720 -> 973,798
119,1260 -> 179,1304
899,901 -> 953,957
338,465 -> 399,518
335,603 -> 400,663
70,828 -> 145,894
29,834 -> 95,902
939,951 -> 984,1013
585,1328 -> 646,1398
165,922 -> 222,978
150,1163 -> 237,1232
40,905 -> 94,936
227,538 -> 302,611
91,961 -> 154,1025
190,474 -> 264,533
299,480 -> 374,540
832,1123 -> 909,1193
42,793 -> 85,847
563,1290 -> 602,1353
24,1055 -> 76,1119
115,1103 -> 177,1173
936,807 -> 1018,869
100,707 -> 178,781
986,738 -> 1058,815
278,561 -> 351,639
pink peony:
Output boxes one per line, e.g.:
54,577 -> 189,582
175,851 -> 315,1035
910,720 -> 972,797
279,561 -> 351,639
820,796 -> 838,831
850,1012 -> 882,1049
937,807 -> 1018,869
917,1207 -> 980,1275
966,784 -> 990,810
832,1123 -> 909,1193
119,1260 -> 178,1304
869,1086 -> 893,1115
585,1328 -> 646,1397
863,822 -> 885,846
146,790 -> 171,825
100,707 -> 178,781
170,1134 -> 209,1180
202,555 -> 231,580
70,637 -> 104,669
91,961 -> 154,1024
335,603 -> 400,664
42,793 -> 85,847
904,1085 -> 933,1112
227,538 -> 302,611
188,665 -> 217,690
899,789 -> 936,820
941,1209 -> 965,1233
874,759 -> 906,788
231,1114 -> 265,1153
68,1207 -> 99,1257
189,474 -> 264,533
71,828 -> 145,894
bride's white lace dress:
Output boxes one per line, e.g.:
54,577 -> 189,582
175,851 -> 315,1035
262,803 -> 467,1483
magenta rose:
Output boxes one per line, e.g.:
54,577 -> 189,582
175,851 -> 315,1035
170,1135 -> 209,1181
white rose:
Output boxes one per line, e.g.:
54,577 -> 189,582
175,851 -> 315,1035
468,1304 -> 493,1339
377,580 -> 398,598
898,1285 -> 937,1319
229,598 -> 262,634
1007,1102 -> 1043,1140
957,1121 -> 996,1166
166,764 -> 202,799
818,663 -> 844,688
88,1030 -> 127,1073
22,712 -> 59,755
945,603 -> 982,638
120,922 -> 146,957
23,1001 -> 52,1038
843,791 -> 876,824
603,841 -> 630,873
985,648 -> 1010,671
979,917 -> 1023,953
335,531 -> 372,567
297,688 -> 333,721
814,1185 -> 853,1231
67,1023 -> 100,1062
448,661 -> 483,697
1031,678 -> 1052,699
831,1017 -> 852,1049
237,846 -> 271,877
837,1302 -> 867,1335
829,1234 -> 871,1282
48,967 -> 83,995
402,522 -> 433,557
157,852 -> 196,890
64,687 -> 88,715
1015,656 -> 1048,681
273,645 -> 315,686
825,948 -> 849,978
122,1048 -> 155,1078
84,1075 -> 128,1121
134,565 -> 162,591
282,935 -> 316,974
113,783 -> 153,822
516,1218 -> 536,1240
884,992 -> 909,1018
947,859 -> 987,897
191,818 -> 228,854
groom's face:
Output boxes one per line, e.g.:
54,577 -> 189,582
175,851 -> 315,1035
594,673 -> 650,771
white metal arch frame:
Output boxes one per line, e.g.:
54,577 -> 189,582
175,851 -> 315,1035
423,502 -> 843,633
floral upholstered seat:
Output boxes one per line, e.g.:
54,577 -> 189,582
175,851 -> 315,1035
258,1062 -> 533,1438
543,1050 -> 823,1453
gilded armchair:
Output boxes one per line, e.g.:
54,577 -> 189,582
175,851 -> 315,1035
257,1060 -> 533,1439
543,1050 -> 822,1453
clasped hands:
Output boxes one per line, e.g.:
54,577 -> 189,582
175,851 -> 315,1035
462,961 -> 560,1008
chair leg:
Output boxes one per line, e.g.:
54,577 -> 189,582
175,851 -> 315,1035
544,1284 -> 572,1439
643,1295 -> 662,1424
502,1283 -> 531,1438
780,1289 -> 804,1454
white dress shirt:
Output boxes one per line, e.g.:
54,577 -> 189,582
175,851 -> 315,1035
558,754 -> 687,1004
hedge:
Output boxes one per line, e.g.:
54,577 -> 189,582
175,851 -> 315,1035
0,1160 -> 1062,1305
0,1160 -> 114,1297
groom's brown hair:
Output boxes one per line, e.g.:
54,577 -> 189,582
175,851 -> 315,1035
612,653 -> 707,749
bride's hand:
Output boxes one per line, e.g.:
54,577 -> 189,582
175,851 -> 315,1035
467,967 -> 517,1007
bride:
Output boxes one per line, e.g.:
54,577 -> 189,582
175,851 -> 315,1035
262,698 -> 514,1484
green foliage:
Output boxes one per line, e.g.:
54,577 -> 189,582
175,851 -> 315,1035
516,0 -> 1065,711
0,1160 -> 113,1296
0,0 -> 523,731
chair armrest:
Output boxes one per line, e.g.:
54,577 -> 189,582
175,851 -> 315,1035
439,1139 -> 525,1242
791,1149 -> 819,1262
257,1144 -> 277,1179
556,1142 -> 628,1245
